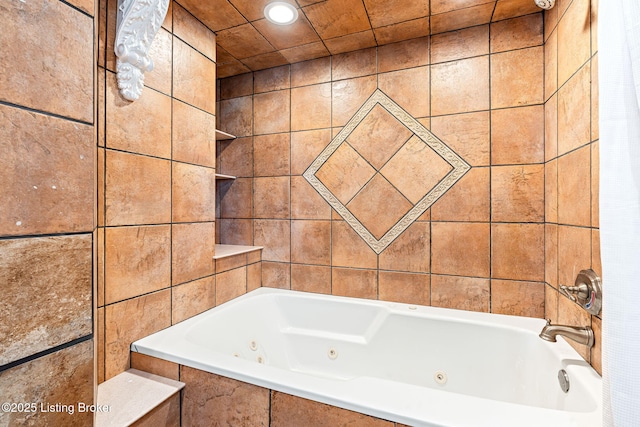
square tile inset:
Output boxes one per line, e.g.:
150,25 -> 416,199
304,90 -> 469,253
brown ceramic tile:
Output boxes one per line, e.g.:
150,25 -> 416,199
172,276 -> 216,324
491,46 -> 544,109
558,62 -> 591,156
216,23 -> 274,59
378,222 -> 430,273
557,0 -> 591,86
291,176 -> 332,219
291,264 -> 331,294
431,0 -> 494,14
97,306 -> 105,383
592,141 -> 599,227
244,50 -> 291,72
217,136 -> 254,178
254,133 -> 291,176
545,284 -> 559,322
347,174 -> 413,239
291,220 -> 331,265
430,25 -> 489,64
431,3 -> 495,34
491,105 -> 544,164
218,219 -> 254,245
216,253 -> 248,273
591,54 -> 599,142
430,112 -> 490,166
558,145 -> 591,227
254,14 -> 321,50
0,341 -> 93,427
218,96 -> 253,137
173,3 -> 216,61
248,250 -> 262,264
105,290 -> 171,379
490,14 -> 543,53
377,38 -> 429,73
557,291 -> 591,361
130,352 -> 179,380
280,42 -> 330,64
0,105 -> 94,236
0,0 -> 93,122
254,220 -> 291,262
172,162 -> 216,223
545,223 -> 559,288
132,393 -> 180,427
254,90 -> 291,134
106,72 -> 171,158
432,167 -> 490,222
373,17 -> 431,45
291,129 -> 332,175
218,178 -> 253,218
0,235 -> 91,365
254,177 -> 291,218
143,28 -> 172,96
105,225 -> 171,303
432,222 -> 490,277
262,261 -> 291,289
492,0 -> 540,20
173,38 -> 216,114
216,266 -> 247,304
378,66 -> 430,118
217,60 -> 252,79
271,391 -> 393,427
181,367 -> 269,426
172,99 -> 216,167
291,57 -> 332,87
491,280 -> 545,318
379,271 -> 430,305
332,48 -> 377,81
291,83 -> 332,131
247,262 -> 262,291
302,0 -> 371,39
98,228 -> 105,307
591,315 -> 602,375
491,223 -> 545,281
331,221 -> 378,269
545,93 -> 558,161
220,73 -> 254,99
546,159 -> 558,223
105,150 -> 171,226
172,222 -> 216,285
557,225 -> 591,288
431,275 -> 490,312
363,0 -> 429,27
545,29 -> 558,101
315,143 -> 376,204
591,0 -> 599,54
178,0 -> 246,32
332,268 -> 378,299
491,165 -> 545,222
431,56 -> 490,116
331,76 -> 378,127
253,65 -> 291,93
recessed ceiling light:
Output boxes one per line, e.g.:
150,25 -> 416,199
264,2 -> 299,26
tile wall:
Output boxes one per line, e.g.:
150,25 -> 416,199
0,0 -> 95,425
96,0 -> 260,383
543,0 -> 601,372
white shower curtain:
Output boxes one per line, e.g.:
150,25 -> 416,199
599,1 -> 640,426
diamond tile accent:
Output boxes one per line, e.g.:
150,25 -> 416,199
304,90 -> 470,254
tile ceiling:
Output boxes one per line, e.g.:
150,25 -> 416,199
179,0 -> 541,78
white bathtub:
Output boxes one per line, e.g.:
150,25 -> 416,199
132,288 -> 602,427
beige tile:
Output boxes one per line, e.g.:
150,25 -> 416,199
557,225 -> 592,289
491,280 -> 545,318
0,235 -> 92,365
332,268 -> 377,299
545,29 -> 558,101
271,391 -> 393,427
0,341 -> 93,427
291,176 -> 332,219
0,0 -> 93,122
331,76 -> 377,127
331,221 -> 378,269
432,167 -> 490,222
172,276 -> 216,324
216,253 -> 248,274
491,105 -> 544,165
254,220 -> 291,262
254,177 -> 290,219
172,100 -> 216,167
130,352 -> 179,380
0,105 -> 94,236
218,96 -> 253,137
545,223 -> 559,288
144,28 -> 173,96
261,261 -> 291,289
254,90 -> 291,134
431,275 -> 490,312
172,222 -> 216,285
591,54 -> 599,142
332,48 -> 377,81
254,133 -> 291,176
490,14 -> 543,53
491,223 -> 545,281
173,3 -> 216,61
545,284 -> 559,323
172,162 -> 216,223
291,264 -> 331,294
291,83 -> 332,131
430,25 -> 489,64
558,62 -> 591,156
291,57 -> 332,87
491,47 -> 544,109
247,262 -> 262,291
491,165 -> 545,222
132,393 -> 180,427
431,56 -> 490,116
218,137 -> 254,177
173,37 -> 216,114
291,220 -> 331,265
377,37 -> 429,73
105,150 -> 171,226
97,307 -> 105,383
379,271 -> 430,305
432,222 -> 490,277
291,129 -> 332,175
105,225 -> 170,304
430,112 -> 490,166
545,93 -> 558,161
378,221 -> 430,273
558,145 -> 591,227
592,145 -> 599,230
181,367 -> 269,426
105,290 -> 171,379
216,266 -> 247,304
557,0 -> 591,86
546,159 -> 559,223
378,66 -> 430,118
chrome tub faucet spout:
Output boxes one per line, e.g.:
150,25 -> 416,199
539,320 -> 595,348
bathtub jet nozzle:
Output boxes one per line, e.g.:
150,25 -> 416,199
539,320 -> 594,348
